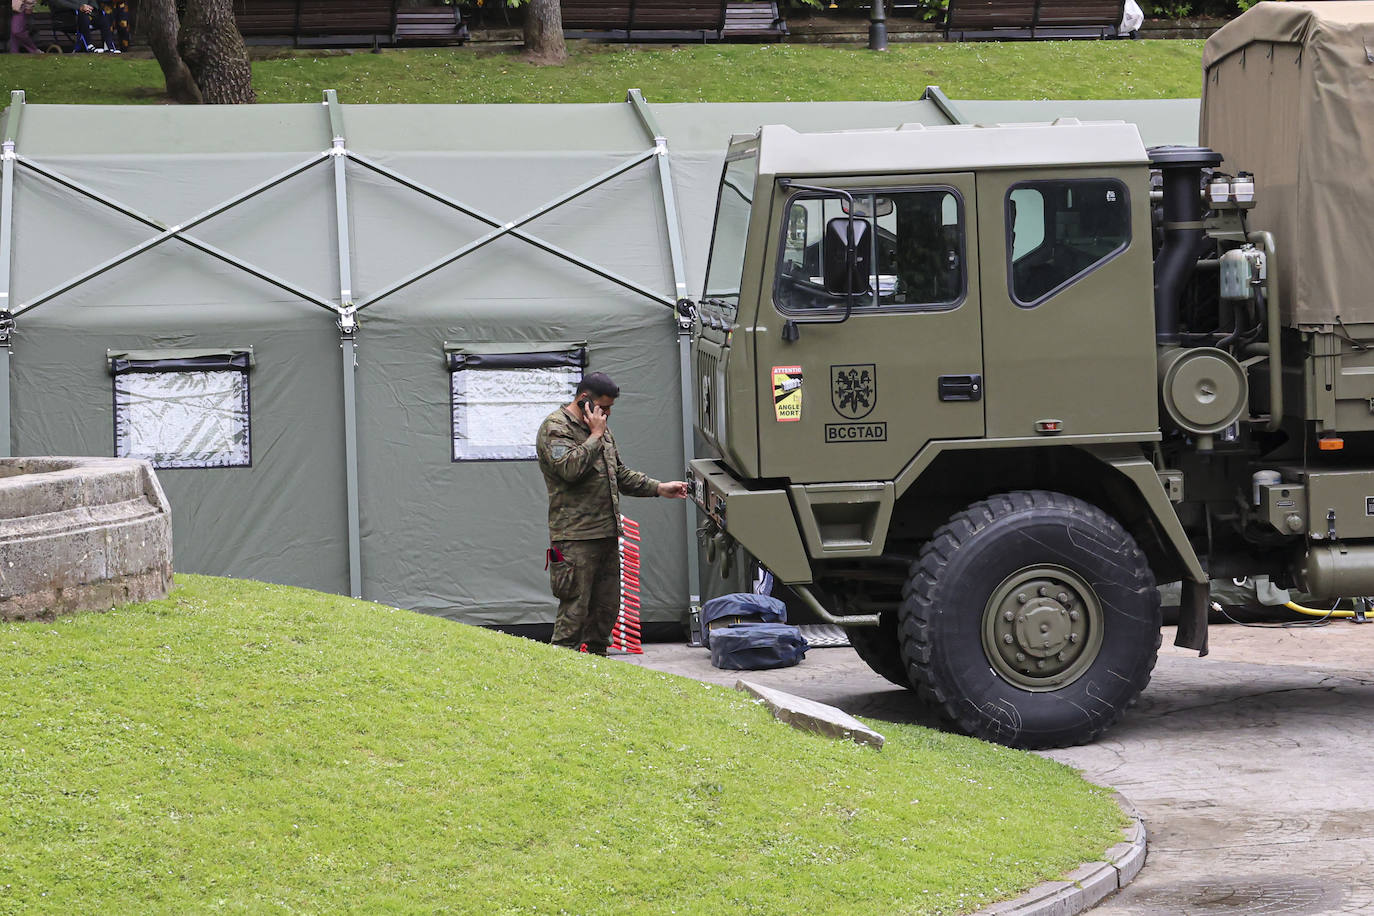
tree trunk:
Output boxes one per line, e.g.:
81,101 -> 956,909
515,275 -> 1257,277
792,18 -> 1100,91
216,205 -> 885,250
141,0 -> 202,104
179,0 -> 256,104
523,0 -> 567,65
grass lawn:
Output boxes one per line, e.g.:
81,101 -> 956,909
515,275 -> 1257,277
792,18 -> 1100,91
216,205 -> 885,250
1,40 -> 1206,106
0,575 -> 1124,914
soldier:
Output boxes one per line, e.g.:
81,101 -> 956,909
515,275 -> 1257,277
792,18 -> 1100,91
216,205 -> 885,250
536,371 -> 687,655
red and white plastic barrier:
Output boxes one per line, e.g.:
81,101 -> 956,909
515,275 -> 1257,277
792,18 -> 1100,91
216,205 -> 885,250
611,515 -> 643,654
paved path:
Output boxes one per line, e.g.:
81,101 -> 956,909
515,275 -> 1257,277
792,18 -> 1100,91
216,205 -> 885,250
623,622 -> 1374,915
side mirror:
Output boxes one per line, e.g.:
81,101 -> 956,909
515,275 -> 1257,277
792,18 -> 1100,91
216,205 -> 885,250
823,217 -> 872,297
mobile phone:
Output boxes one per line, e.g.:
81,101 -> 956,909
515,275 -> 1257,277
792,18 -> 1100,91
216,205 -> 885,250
580,398 -> 595,416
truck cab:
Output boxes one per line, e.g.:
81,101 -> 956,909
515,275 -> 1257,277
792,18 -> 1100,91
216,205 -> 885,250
690,120 -> 1192,749
689,2 -> 1374,752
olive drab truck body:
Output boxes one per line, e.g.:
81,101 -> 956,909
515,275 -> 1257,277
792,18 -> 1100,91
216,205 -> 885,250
686,2 -> 1374,748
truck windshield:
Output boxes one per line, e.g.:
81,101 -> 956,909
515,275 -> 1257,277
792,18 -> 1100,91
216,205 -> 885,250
703,153 -> 757,307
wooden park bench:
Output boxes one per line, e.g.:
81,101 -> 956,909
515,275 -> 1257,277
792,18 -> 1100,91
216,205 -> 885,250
560,0 -> 729,41
394,6 -> 468,44
721,1 -> 787,41
25,10 -> 69,51
945,0 -> 1127,40
233,0 -> 397,48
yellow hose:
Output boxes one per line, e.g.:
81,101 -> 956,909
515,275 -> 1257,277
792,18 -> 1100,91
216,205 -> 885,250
1285,600 -> 1363,619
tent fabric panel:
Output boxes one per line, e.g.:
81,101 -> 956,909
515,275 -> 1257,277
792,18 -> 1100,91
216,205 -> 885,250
8,155 -> 340,318
11,322 -> 351,594
356,307 -> 688,625
341,104 -> 653,154
665,152 -> 740,300
344,153 -> 675,311
8,104 -> 333,157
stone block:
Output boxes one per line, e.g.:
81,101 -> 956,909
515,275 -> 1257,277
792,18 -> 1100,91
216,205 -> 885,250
0,457 -> 173,621
736,679 -> 885,748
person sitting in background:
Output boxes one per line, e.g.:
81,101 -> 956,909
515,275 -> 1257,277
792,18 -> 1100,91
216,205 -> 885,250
8,0 -> 42,53
99,0 -> 127,51
46,0 -> 117,52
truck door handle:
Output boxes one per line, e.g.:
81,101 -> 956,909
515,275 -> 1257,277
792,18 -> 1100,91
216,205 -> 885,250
938,374 -> 982,402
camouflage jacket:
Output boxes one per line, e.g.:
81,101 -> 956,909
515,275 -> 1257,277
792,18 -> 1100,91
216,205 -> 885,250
536,406 -> 661,540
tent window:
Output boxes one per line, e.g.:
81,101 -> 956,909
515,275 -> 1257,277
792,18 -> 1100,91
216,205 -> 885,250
448,348 -> 586,462
111,352 -> 252,470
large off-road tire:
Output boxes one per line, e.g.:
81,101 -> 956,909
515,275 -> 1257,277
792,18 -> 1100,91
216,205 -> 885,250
899,490 -> 1161,749
847,612 -> 911,688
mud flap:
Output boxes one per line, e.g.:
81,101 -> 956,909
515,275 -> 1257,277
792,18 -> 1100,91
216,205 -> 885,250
1174,578 -> 1210,656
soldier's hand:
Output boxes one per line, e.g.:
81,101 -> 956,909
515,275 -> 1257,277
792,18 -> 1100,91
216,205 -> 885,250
658,481 -> 688,499
586,403 -> 608,438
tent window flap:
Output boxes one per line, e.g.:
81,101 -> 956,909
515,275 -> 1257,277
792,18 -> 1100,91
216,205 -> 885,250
110,350 -> 252,470
446,349 -> 586,371
449,345 -> 587,462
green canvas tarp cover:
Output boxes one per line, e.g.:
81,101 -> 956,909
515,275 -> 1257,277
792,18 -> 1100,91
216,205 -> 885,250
0,92 -> 1200,627
1201,1 -> 1374,328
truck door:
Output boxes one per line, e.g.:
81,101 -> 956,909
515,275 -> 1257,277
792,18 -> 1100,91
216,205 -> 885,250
975,169 -> 1158,439
755,175 -> 983,483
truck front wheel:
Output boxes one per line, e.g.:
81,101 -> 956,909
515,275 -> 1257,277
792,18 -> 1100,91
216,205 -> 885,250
899,490 -> 1161,749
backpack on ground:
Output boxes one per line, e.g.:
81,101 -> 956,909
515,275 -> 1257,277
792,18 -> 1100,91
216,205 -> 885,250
708,622 -> 809,670
699,592 -> 786,646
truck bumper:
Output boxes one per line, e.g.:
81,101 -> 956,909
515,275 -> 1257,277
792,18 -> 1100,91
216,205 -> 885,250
688,458 -> 813,584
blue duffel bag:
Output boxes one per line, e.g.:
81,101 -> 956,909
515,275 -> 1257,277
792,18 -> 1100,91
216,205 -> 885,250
700,593 -> 786,647
709,623 -> 808,671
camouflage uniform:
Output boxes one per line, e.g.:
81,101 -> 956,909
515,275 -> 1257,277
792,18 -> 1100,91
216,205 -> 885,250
536,406 -> 661,654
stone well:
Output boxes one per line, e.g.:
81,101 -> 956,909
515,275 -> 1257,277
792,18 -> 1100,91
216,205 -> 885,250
0,457 -> 173,621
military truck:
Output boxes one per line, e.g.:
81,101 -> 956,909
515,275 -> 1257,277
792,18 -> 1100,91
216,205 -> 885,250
685,1 -> 1374,748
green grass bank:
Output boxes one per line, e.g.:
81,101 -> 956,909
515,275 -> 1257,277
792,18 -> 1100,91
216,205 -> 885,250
2,40 -> 1205,105
1,575 -> 1124,914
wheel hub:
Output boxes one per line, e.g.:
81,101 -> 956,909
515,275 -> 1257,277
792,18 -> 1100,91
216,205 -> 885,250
982,566 -> 1103,691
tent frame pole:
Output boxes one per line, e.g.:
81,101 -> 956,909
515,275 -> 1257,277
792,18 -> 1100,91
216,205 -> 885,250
627,89 -> 701,612
340,333 -> 362,599
11,154 -> 338,318
349,149 -> 674,312
325,90 -> 365,600
0,91 -> 23,459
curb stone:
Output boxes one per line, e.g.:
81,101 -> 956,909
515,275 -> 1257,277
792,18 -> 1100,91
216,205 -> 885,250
971,792 -> 1146,916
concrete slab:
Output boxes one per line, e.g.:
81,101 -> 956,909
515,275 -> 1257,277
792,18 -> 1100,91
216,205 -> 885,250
619,621 -> 1374,914
735,679 -> 885,748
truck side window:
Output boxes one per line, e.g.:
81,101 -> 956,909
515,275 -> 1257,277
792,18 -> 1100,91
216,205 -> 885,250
775,188 -> 965,313
1007,179 -> 1130,306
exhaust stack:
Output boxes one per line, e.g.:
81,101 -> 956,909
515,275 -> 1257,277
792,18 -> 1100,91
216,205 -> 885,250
1149,146 -> 1223,346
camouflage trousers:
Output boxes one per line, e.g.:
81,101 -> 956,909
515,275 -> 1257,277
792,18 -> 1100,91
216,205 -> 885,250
550,537 -> 621,655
